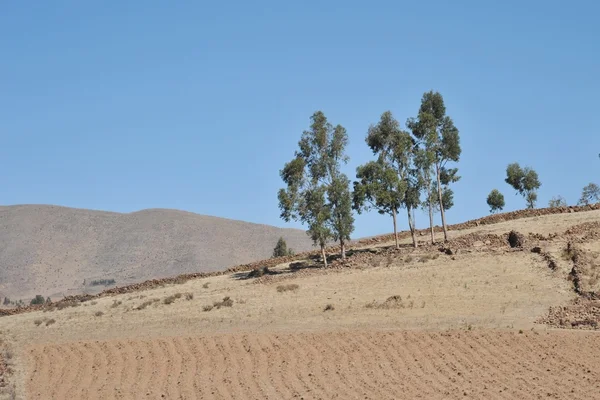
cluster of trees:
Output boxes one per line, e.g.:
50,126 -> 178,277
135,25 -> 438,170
487,168 -> 599,213
278,91 -> 461,265
272,237 -> 295,258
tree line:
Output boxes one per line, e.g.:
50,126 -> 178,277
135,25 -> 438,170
277,91 -> 599,265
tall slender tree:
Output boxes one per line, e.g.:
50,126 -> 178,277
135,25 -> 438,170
278,111 -> 354,266
361,111 -> 419,248
353,160 -> 405,248
407,91 -> 461,242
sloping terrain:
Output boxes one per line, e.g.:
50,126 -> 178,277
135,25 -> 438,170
1,208 -> 599,399
0,205 -> 314,301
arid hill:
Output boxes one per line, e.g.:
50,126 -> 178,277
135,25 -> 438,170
0,205 -> 315,301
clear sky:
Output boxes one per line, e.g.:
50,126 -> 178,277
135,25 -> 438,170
1,1 -> 599,238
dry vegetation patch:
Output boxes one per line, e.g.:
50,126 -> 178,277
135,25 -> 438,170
276,284 -> 299,293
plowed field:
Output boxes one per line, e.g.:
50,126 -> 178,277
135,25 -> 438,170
26,330 -> 600,400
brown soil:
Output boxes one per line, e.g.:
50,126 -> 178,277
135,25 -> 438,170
25,330 -> 600,400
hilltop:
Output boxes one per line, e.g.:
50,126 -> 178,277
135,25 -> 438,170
0,205 -> 315,301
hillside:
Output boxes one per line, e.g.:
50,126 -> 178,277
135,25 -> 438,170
0,205 -> 315,301
1,208 -> 600,399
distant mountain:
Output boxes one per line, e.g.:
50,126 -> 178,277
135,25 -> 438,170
0,205 -> 314,301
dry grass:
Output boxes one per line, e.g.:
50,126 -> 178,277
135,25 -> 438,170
276,284 -> 299,293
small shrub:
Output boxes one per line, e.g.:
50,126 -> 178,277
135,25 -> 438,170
202,282 -> 210,289
94,311 -> 104,317
324,304 -> 335,311
34,319 -> 44,326
30,295 -> 45,305
110,300 -> 122,308
213,296 -> 234,309
405,256 -> 414,263
248,266 -> 271,278
276,284 -> 299,293
185,292 -> 194,300
519,329 -> 524,334
90,301 -> 97,306
202,305 -> 214,312
163,293 -> 182,305
136,299 -> 159,310
89,279 -> 116,286
46,319 -> 56,326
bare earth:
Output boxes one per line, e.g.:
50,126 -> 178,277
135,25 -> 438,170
1,209 -> 600,399
0,205 -> 315,300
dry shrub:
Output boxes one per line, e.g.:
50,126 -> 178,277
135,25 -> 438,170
405,256 -> 414,263
213,296 -> 233,309
366,295 -> 405,309
45,319 -> 56,326
185,292 -> 194,300
248,266 -> 272,278
136,298 -> 159,310
163,293 -> 182,305
34,319 -> 43,326
418,253 -> 440,263
202,282 -> 210,289
202,305 -> 213,312
94,311 -> 104,317
324,304 -> 335,311
277,284 -> 299,293
110,300 -> 122,308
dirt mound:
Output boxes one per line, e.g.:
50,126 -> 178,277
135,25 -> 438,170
25,331 -> 600,400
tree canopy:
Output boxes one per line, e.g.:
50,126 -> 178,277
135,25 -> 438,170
505,163 -> 541,209
278,111 -> 354,265
407,91 -> 461,242
578,183 -> 600,205
486,189 -> 505,213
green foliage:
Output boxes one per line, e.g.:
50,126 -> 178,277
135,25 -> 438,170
272,237 -> 294,258
578,183 -> 600,205
353,161 -> 405,217
548,195 -> 567,208
30,295 -> 45,305
407,91 -> 461,241
505,163 -> 541,209
278,111 -> 354,263
358,111 -> 418,247
486,189 -> 505,213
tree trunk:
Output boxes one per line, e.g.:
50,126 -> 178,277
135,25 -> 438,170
321,245 -> 328,267
392,208 -> 399,249
407,207 -> 417,248
340,239 -> 346,259
436,163 -> 448,242
427,184 -> 435,245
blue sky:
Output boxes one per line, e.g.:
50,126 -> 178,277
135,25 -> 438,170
1,1 -> 599,238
